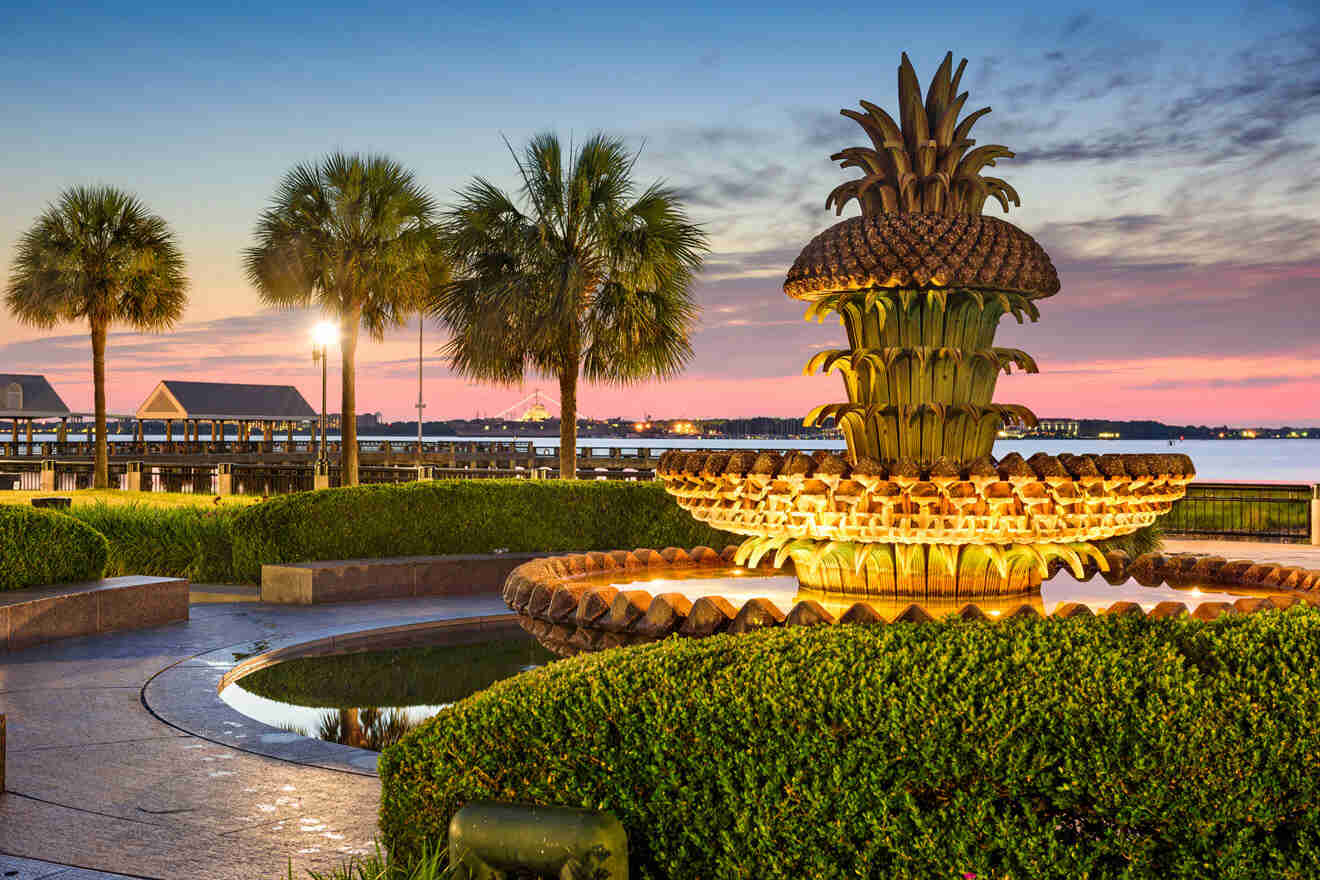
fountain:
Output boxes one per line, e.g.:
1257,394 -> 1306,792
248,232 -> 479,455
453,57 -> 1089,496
504,52 -> 1317,655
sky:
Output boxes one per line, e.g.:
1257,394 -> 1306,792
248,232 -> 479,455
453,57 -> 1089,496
1,0 -> 1318,426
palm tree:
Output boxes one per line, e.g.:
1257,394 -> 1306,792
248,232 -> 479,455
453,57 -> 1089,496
244,153 -> 443,486
432,133 -> 707,478
6,186 -> 187,489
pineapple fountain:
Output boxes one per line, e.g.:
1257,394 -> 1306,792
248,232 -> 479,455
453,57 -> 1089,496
504,54 -> 1316,656
658,51 -> 1193,599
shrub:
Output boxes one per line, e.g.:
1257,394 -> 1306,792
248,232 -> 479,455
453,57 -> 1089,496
379,610 -> 1320,879
230,480 -> 733,583
68,502 -> 241,583
0,505 -> 108,590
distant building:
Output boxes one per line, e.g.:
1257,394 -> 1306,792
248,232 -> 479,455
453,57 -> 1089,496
1035,418 -> 1079,437
0,374 -> 70,421
0,373 -> 72,440
137,380 -> 315,423
135,380 -> 316,441
520,402 -> 552,422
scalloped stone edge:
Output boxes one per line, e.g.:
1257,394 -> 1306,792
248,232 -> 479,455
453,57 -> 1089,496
502,547 -> 1320,657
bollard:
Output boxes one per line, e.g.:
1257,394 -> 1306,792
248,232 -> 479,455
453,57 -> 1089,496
448,801 -> 628,880
216,462 -> 233,496
1312,485 -> 1319,547
314,459 -> 331,491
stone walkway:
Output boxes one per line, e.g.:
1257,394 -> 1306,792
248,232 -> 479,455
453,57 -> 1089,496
1163,538 -> 1320,570
0,595 -> 506,880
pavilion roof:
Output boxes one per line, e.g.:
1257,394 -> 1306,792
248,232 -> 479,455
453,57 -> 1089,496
136,380 -> 316,421
0,374 -> 72,419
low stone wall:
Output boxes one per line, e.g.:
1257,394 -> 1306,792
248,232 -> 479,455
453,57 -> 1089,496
260,552 -> 557,604
0,576 -> 189,652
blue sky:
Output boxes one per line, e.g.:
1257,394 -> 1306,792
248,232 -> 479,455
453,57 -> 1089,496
1,0 -> 1317,423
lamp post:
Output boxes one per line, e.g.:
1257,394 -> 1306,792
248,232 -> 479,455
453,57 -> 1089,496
416,312 -> 425,466
311,321 -> 339,463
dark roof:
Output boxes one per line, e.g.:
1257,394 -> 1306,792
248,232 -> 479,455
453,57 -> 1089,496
0,374 -> 71,418
143,381 -> 316,420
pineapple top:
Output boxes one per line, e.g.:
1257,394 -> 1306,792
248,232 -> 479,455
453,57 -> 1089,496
827,52 -> 1019,218
784,52 -> 1059,301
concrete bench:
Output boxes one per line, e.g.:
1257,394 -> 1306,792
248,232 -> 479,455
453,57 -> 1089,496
0,576 -> 189,652
261,552 -> 558,604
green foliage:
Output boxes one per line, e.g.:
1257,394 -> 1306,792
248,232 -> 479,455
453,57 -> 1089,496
229,480 -> 733,583
1094,522 -> 1163,559
380,611 -> 1320,879
5,185 -> 187,332
236,633 -> 555,709
432,132 -> 708,476
292,841 -> 453,880
0,505 -> 107,590
67,502 -> 241,582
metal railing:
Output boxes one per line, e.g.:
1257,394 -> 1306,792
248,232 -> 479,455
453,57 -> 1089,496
1163,482 -> 1313,542
2,458 -> 1315,544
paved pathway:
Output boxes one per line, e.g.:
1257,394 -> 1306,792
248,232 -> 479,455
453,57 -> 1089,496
0,595 -> 506,880
3,540 -> 1317,879
1163,538 -> 1320,570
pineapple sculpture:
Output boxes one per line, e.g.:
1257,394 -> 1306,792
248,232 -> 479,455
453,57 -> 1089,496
658,52 -> 1194,598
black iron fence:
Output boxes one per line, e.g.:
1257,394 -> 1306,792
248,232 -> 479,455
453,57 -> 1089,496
1163,482 -> 1313,542
2,458 -> 1316,544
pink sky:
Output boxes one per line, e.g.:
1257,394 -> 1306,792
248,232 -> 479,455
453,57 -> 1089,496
3,14 -> 1319,426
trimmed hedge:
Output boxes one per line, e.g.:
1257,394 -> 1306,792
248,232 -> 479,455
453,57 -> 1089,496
0,505 -> 108,590
68,502 -> 241,583
380,611 -> 1320,879
229,480 -> 734,583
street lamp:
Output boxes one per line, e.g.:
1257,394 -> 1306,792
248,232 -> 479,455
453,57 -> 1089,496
311,321 -> 339,463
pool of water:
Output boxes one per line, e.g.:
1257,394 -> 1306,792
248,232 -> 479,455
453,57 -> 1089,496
223,568 -> 1297,751
568,565 -> 1298,621
220,633 -> 557,750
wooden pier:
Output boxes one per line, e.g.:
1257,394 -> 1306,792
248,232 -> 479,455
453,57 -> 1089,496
0,439 -> 674,494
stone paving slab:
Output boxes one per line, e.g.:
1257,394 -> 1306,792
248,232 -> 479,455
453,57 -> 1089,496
0,594 -> 507,879
2,540 -> 1312,879
1163,539 -> 1320,570
0,852 -> 144,879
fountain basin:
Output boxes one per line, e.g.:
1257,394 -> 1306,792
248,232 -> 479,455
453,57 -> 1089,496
502,546 -> 1320,656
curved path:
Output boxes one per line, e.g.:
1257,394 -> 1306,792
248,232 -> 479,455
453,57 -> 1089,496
3,539 -> 1316,879
0,595 -> 506,880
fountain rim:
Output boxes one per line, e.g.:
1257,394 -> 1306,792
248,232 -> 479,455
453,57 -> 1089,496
502,546 -> 1320,656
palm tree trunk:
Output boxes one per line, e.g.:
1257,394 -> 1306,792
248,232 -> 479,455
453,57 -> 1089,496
90,320 -> 109,489
558,366 -> 578,479
340,309 -> 360,486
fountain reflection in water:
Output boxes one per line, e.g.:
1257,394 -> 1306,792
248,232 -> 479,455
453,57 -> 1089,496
567,565 -> 1296,623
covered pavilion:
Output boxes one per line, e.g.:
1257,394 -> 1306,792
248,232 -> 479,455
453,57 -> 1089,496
134,380 -> 318,449
0,373 -> 72,442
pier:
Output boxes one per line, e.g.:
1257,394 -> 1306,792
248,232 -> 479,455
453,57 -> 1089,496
0,438 -> 671,492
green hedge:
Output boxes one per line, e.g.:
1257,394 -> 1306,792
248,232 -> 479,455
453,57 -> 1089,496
67,503 -> 241,583
0,505 -> 108,590
229,480 -> 734,583
379,611 -> 1320,879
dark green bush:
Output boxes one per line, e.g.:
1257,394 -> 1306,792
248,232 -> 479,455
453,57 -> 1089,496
379,611 -> 1320,879
67,503 -> 241,583
0,505 -> 108,590
230,480 -> 733,583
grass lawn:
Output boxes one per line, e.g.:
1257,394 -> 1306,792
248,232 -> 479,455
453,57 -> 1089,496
0,489 -> 261,509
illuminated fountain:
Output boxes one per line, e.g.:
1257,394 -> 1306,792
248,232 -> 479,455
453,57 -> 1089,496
505,53 -> 1316,654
